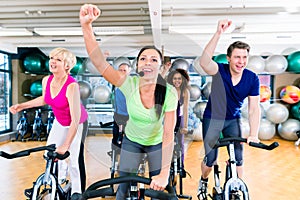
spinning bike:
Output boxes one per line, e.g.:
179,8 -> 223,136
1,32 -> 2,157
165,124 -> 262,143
45,110 -> 55,139
0,144 -> 71,200
198,137 -> 279,200
82,175 -> 178,200
106,120 -> 148,197
32,108 -> 45,141
169,130 -> 192,199
14,110 -> 31,141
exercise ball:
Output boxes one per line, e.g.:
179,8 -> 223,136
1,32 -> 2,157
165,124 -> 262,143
172,58 -> 189,71
287,51 -> 300,73
78,80 -> 92,100
23,54 -> 44,73
193,56 -> 208,76
240,118 -> 250,138
113,57 -> 131,69
258,119 -> 276,140
260,85 -> 272,102
192,124 -> 203,141
93,85 -> 112,103
71,57 -> 84,75
30,80 -> 43,97
281,47 -> 297,55
202,82 -> 212,100
280,85 -> 300,104
291,102 -> 300,120
131,58 -> 137,73
189,84 -> 201,101
265,103 -> 289,124
44,57 -> 50,72
246,55 -> 265,74
85,58 -> 100,75
278,119 -> 300,141
213,54 -> 228,64
264,55 -> 288,75
193,101 -> 207,120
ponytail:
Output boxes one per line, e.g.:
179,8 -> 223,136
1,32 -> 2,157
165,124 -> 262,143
154,74 -> 167,117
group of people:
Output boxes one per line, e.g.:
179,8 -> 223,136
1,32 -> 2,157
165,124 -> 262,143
9,4 -> 261,200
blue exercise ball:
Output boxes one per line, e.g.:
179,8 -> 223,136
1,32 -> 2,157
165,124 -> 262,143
30,80 -> 43,97
23,54 -> 44,73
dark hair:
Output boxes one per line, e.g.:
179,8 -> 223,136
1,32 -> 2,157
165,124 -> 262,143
227,41 -> 250,57
167,68 -> 190,92
136,46 -> 166,118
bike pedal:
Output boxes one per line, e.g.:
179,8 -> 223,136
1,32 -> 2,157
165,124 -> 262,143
24,187 -> 33,199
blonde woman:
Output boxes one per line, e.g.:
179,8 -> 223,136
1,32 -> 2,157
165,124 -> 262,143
10,48 -> 88,200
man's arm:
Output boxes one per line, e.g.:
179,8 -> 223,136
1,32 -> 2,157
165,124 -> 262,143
247,95 -> 261,143
197,19 -> 232,76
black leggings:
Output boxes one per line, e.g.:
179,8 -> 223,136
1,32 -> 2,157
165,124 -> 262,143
79,120 -> 88,192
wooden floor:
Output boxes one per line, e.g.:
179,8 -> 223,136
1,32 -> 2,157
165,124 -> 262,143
0,134 -> 300,200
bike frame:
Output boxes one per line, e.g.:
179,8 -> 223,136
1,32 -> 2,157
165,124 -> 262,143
31,155 -> 71,200
209,137 -> 278,200
222,142 -> 249,200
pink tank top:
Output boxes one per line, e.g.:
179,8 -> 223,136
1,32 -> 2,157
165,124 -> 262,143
44,75 -> 88,126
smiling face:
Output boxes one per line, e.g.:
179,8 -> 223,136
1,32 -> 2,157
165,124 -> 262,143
48,48 -> 76,75
227,48 -> 249,75
172,72 -> 183,88
137,48 -> 162,80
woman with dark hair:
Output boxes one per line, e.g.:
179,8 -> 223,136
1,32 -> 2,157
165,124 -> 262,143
79,4 -> 178,199
167,68 -> 190,170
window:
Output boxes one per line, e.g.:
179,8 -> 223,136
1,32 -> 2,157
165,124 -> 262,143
0,52 -> 11,133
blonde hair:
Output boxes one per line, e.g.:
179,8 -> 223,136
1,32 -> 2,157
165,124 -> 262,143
49,47 -> 77,73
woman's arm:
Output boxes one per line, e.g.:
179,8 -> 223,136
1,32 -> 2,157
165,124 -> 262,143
56,83 -> 81,154
9,76 -> 48,114
150,110 -> 176,190
181,89 -> 190,134
79,4 -> 126,87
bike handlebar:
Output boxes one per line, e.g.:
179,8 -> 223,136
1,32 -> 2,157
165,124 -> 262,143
0,144 -> 70,160
214,137 -> 279,150
82,175 -> 178,200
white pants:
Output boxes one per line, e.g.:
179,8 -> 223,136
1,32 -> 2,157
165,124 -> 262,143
46,119 -> 83,194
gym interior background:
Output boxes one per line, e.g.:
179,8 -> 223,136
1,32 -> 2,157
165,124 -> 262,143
0,0 -> 300,199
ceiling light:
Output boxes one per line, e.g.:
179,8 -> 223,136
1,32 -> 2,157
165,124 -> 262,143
34,27 -> 83,36
169,25 -> 216,34
93,26 -> 144,35
0,28 -> 33,36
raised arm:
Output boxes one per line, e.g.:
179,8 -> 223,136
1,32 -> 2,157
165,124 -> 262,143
197,19 -> 232,76
79,4 -> 126,87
